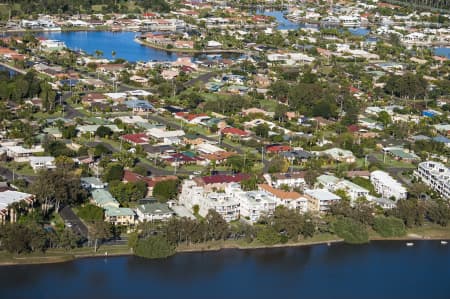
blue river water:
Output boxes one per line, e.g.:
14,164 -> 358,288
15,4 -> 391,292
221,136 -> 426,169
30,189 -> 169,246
434,47 -> 450,58
39,31 -> 178,62
1,241 -> 449,299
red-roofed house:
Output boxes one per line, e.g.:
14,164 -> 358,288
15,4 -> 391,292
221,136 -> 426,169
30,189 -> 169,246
266,145 -> 292,153
120,133 -> 149,146
221,127 -> 250,138
174,112 -> 210,124
193,173 -> 251,192
122,170 -> 178,196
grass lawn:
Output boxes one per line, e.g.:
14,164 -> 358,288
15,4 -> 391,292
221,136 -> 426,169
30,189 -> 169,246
4,162 -> 36,176
373,153 -> 416,169
259,99 -> 278,112
407,224 -> 450,239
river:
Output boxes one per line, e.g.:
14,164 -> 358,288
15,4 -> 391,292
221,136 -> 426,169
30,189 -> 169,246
39,31 -> 178,62
1,241 -> 449,299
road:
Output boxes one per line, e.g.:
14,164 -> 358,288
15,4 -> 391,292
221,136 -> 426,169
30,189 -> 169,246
184,71 -> 218,89
59,206 -> 88,238
0,166 -> 35,184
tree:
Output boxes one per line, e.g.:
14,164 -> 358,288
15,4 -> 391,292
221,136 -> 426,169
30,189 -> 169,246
267,156 -> 289,173
109,181 -> 147,204
426,200 -> 450,227
332,217 -> 369,244
77,204 -> 104,222
390,199 -> 426,228
254,123 -> 270,138
58,229 -> 80,250
272,206 -> 303,240
153,179 -> 179,203
269,80 -> 289,102
95,125 -> 113,138
256,226 -> 281,245
373,216 -> 406,237
135,235 -> 175,259
62,125 -> 77,139
377,111 -> 392,127
205,209 -> 229,241
32,170 -> 86,214
89,221 -> 112,252
103,163 -> 124,183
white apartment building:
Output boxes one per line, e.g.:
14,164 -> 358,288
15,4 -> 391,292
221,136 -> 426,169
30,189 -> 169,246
415,161 -> 450,199
370,171 -> 407,201
304,189 -> 340,212
179,180 -> 239,222
236,190 -> 277,224
317,175 -> 370,202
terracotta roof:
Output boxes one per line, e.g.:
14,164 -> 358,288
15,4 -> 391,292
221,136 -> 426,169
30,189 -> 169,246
221,127 -> 249,136
201,151 -> 236,161
123,170 -> 177,187
259,184 -> 302,200
120,133 -> 149,145
266,145 -> 292,153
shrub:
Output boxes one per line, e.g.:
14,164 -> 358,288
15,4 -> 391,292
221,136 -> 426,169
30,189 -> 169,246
256,226 -> 281,245
135,235 -> 175,259
77,204 -> 104,222
373,216 -> 406,238
333,217 -> 369,244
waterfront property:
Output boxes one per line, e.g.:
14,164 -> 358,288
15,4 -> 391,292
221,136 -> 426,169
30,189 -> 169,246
415,161 -> 450,199
370,171 -> 407,201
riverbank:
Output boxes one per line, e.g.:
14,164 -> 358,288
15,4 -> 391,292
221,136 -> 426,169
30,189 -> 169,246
2,225 -> 449,266
134,38 -> 249,54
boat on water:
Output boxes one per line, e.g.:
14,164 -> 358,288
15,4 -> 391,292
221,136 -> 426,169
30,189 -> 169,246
406,242 -> 414,247
441,241 -> 448,245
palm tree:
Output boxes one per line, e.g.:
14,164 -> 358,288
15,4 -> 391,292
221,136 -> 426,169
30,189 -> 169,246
111,50 -> 116,60
94,49 -> 103,58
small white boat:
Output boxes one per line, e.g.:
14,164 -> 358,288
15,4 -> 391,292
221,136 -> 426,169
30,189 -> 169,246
406,242 -> 414,247
441,241 -> 448,245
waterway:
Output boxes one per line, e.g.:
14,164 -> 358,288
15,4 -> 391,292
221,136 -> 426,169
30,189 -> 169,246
39,31 -> 178,62
1,241 -> 449,299
434,47 -> 450,58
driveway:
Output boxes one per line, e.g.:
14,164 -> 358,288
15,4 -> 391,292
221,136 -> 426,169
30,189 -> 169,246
59,206 -> 88,238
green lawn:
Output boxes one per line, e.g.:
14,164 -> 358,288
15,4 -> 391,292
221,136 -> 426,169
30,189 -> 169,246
373,153 -> 416,169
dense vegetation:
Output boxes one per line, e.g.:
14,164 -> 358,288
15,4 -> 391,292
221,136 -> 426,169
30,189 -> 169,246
386,0 -> 450,11
0,0 -> 170,17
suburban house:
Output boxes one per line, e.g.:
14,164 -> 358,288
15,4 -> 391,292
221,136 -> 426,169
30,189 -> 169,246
0,190 -> 35,224
120,133 -> 149,146
81,177 -> 107,190
104,207 -> 135,226
263,172 -> 307,189
320,148 -> 356,163
259,184 -> 308,213
135,200 -> 174,222
28,156 -> 56,172
91,189 -> 120,209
